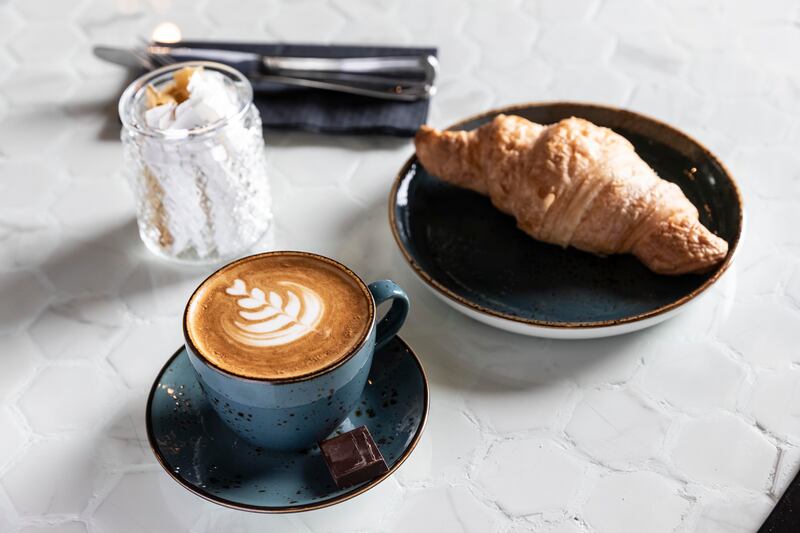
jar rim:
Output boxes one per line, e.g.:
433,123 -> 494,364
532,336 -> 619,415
118,60 -> 254,140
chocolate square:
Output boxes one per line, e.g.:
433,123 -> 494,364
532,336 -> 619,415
320,426 -> 388,489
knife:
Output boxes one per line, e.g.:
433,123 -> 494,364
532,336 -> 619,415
93,45 -> 437,101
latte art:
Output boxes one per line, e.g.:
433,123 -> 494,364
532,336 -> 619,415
223,279 -> 324,347
185,252 -> 374,380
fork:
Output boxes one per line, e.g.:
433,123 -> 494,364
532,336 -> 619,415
137,41 -> 437,101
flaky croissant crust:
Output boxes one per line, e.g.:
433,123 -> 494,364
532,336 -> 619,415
414,115 -> 728,275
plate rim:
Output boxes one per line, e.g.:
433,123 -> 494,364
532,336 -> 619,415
388,100 -> 744,330
145,337 -> 429,513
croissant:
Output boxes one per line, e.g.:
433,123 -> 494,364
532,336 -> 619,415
414,115 -> 728,275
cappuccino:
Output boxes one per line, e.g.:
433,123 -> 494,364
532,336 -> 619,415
185,252 -> 374,380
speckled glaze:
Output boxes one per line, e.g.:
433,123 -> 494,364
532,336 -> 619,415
390,102 -> 743,338
184,265 -> 409,451
146,337 -> 428,512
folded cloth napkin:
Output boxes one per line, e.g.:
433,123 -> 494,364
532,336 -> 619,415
161,41 -> 437,137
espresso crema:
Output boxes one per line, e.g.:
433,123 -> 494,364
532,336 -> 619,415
185,253 -> 373,380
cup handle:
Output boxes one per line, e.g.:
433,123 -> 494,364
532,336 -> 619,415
367,280 -> 410,350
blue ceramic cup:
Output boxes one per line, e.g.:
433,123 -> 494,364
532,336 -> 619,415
183,252 -> 409,451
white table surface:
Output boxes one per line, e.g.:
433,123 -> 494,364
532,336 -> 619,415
1,0 -> 799,532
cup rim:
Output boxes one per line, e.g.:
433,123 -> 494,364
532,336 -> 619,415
182,251 -> 377,384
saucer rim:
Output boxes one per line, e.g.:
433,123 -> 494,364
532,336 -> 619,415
145,337 -> 429,514
388,100 -> 743,332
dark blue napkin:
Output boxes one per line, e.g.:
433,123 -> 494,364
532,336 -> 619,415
164,41 -> 436,137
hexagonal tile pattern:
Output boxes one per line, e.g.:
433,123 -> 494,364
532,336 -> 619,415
0,4 -> 22,46
786,266 -> 800,308
75,0 -> 148,43
773,445 -> 800,498
301,477 -> 403,532
730,147 -> 800,201
0,47 -> 16,86
543,66 -> 633,105
19,523 -> 89,533
56,122 -> 126,182
265,2 -> 346,41
50,179 -> 134,235
465,2 -> 538,69
709,99 -> 789,146
629,78 -> 712,130
203,0 -> 280,29
532,0 -> 600,20
475,438 -> 585,516
634,340 -> 745,413
332,17 -> 413,45
0,158 -> 66,212
0,270 -> 51,335
0,0 -> 798,529
395,396 -> 482,484
107,319 -> 182,389
694,495 -> 774,533
0,407 -> 26,470
717,302 -> 800,368
688,53 -> 765,98
0,509 -> 10,533
565,388 -> 669,466
752,201 -> 800,249
92,471 -> 207,533
612,29 -> 688,80
478,55 -> 554,107
1,435 -> 96,516
28,300 -> 123,360
0,222 -> 62,272
382,0 -> 469,44
390,485 -> 498,533
268,136 -> 361,189
17,364 -> 120,433
537,23 -> 615,66
0,68 -> 76,107
15,0 -> 88,20
740,24 -> 800,68
119,260 -> 207,319
671,414 -> 777,490
41,239 -> 134,296
427,76 -> 494,127
750,369 -> 800,441
551,331 -> 648,387
194,509 -> 296,532
47,294 -> 128,328
467,378 -> 572,433
0,109 -> 74,157
584,471 -> 690,533
0,333 -> 40,402
732,251 -> 792,303
596,0 -> 667,32
8,23 -> 83,64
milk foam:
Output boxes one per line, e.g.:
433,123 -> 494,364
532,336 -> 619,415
223,278 -> 324,347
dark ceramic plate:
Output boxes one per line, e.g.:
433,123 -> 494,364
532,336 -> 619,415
146,336 -> 428,513
390,102 -> 743,338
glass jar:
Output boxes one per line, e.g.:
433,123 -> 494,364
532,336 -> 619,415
118,61 -> 272,264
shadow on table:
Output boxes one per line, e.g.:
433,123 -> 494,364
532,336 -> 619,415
64,74 -> 131,142
32,217 -> 214,305
323,193 -> 653,393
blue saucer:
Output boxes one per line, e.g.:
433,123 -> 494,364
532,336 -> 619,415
146,337 -> 428,513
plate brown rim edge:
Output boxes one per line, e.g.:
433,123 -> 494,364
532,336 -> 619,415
387,100 -> 744,330
145,338 -> 430,513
